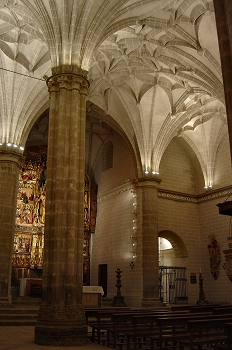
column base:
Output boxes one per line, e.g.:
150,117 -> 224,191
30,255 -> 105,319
34,323 -> 88,346
141,298 -> 164,308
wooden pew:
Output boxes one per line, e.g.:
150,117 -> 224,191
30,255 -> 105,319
126,312 -> 212,350
89,308 -> 131,344
124,313 -> 171,350
170,305 -> 191,312
190,304 -> 231,313
106,310 -> 168,349
190,304 -> 219,313
89,307 -> 158,345
214,322 -> 232,350
225,322 -> 232,349
150,313 -> 215,350
213,306 -> 232,315
85,306 -> 130,323
178,317 -> 232,350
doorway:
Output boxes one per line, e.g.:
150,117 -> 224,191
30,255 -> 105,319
159,266 -> 188,304
98,264 -> 107,297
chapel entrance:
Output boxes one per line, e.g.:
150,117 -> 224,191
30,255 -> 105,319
159,266 -> 188,304
158,231 -> 188,304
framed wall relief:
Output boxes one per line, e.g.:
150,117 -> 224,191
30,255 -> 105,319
13,150 -> 96,286
13,233 -> 31,254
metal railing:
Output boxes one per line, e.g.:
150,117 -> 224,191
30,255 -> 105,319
159,266 -> 187,304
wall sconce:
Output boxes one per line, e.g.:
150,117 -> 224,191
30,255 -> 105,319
204,184 -> 213,191
130,233 -> 138,264
130,187 -> 137,268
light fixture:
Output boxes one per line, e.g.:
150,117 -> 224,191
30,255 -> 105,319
130,187 -> 138,268
204,184 -> 213,190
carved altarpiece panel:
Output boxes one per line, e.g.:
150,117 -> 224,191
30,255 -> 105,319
12,149 -> 97,288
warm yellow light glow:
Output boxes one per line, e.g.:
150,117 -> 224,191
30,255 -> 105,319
159,237 -> 172,250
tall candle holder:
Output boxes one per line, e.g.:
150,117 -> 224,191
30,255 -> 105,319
112,268 -> 127,307
196,272 -> 208,305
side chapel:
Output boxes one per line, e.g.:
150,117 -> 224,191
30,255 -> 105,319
11,148 -> 97,296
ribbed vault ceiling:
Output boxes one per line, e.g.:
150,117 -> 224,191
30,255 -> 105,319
0,0 -> 228,189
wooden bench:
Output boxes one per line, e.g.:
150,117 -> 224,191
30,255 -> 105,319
88,308 -> 150,345
178,317 -> 232,350
107,311 -> 168,349
90,309 -> 119,344
125,311 -> 212,350
213,306 -> 232,315
150,313 -> 217,350
85,306 -> 131,323
213,322 -> 232,350
190,304 -> 231,313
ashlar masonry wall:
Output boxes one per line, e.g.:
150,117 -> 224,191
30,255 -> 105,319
91,131 -> 143,306
158,137 -> 232,304
90,130 -> 232,306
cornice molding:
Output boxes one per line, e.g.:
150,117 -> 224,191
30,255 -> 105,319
97,182 -> 232,204
97,182 -> 134,202
158,186 -> 232,204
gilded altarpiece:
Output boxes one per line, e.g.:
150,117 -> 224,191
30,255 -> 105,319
12,149 -> 97,290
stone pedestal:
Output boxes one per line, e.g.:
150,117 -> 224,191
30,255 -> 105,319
34,68 -> 89,345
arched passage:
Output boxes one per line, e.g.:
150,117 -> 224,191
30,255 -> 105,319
159,230 -> 188,259
158,230 -> 188,304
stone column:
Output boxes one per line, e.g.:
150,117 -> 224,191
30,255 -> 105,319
34,68 -> 89,346
137,176 -> 162,307
0,152 -> 21,305
213,0 -> 232,158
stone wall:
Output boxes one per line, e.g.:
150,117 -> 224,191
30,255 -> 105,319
90,127 -> 232,306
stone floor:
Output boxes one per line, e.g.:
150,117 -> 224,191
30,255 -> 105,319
0,325 -> 107,350
0,300 -> 108,350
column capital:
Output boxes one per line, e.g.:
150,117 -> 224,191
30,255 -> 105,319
46,69 -> 89,95
133,175 -> 162,188
0,150 -> 24,167
51,65 -> 88,77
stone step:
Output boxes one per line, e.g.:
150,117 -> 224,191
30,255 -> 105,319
0,308 -> 38,314
0,313 -> 38,319
12,297 -> 41,304
0,319 -> 37,326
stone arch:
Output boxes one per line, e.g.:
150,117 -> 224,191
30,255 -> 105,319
159,230 -> 188,258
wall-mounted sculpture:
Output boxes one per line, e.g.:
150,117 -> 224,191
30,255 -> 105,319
207,235 -> 220,280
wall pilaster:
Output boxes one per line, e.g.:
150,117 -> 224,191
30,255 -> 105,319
136,176 -> 162,307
